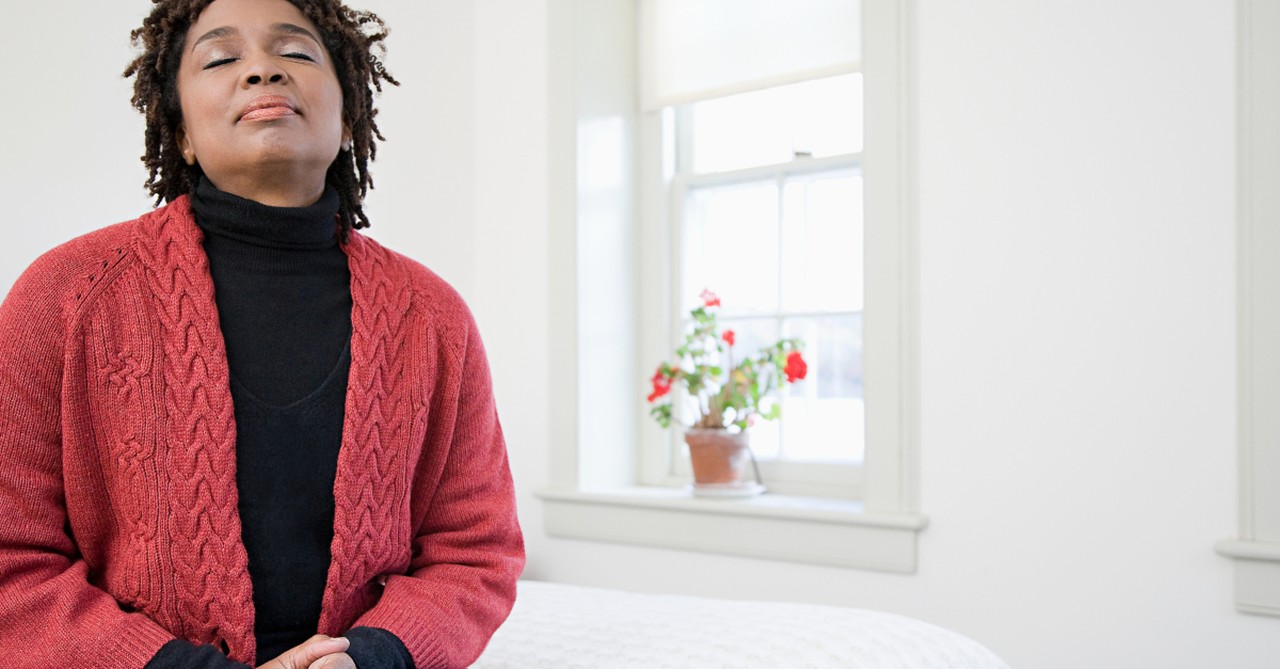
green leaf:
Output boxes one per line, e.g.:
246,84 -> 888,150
650,403 -> 672,429
685,375 -> 703,394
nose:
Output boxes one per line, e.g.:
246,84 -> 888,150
241,56 -> 288,88
245,72 -> 286,86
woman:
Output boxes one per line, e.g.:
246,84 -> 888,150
0,0 -> 524,667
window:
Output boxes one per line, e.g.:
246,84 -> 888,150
644,75 -> 867,497
540,0 -> 924,572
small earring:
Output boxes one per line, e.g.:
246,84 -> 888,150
341,140 -> 352,152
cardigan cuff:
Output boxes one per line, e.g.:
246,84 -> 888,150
84,608 -> 179,669
355,598 -> 451,669
345,627 -> 415,669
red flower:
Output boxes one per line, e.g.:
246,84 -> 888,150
784,351 -> 808,383
699,288 -> 721,307
722,329 -> 736,346
647,368 -> 672,403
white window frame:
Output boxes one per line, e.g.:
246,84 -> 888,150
1216,0 -> 1280,616
539,0 -> 925,572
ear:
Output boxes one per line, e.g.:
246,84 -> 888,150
174,123 -> 197,166
341,123 -> 353,152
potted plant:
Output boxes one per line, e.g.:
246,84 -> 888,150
647,289 -> 808,497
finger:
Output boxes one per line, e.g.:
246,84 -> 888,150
289,636 -> 351,668
310,653 -> 356,669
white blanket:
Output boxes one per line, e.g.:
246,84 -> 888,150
471,580 -> 1009,668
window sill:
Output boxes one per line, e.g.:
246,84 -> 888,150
1215,540 -> 1280,616
536,486 -> 927,573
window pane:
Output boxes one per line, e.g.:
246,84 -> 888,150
778,314 -> 864,463
669,72 -> 866,475
687,74 -> 863,174
782,174 -> 863,312
682,182 -> 779,315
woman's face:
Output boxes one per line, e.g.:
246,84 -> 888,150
174,0 -> 347,200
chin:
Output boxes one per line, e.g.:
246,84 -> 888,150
246,146 -> 336,173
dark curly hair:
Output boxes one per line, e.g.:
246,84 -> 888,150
123,0 -> 398,238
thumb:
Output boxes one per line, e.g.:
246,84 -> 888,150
279,635 -> 351,669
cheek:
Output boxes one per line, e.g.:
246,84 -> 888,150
176,83 -> 220,144
325,85 -> 346,134
315,70 -> 346,136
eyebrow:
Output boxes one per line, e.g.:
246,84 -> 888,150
190,23 -> 323,53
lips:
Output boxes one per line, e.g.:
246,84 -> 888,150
239,95 -> 298,122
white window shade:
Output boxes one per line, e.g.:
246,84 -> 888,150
640,0 -> 860,110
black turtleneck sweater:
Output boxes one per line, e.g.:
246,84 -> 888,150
144,179 -> 413,669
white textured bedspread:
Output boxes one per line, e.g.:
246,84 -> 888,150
471,580 -> 1009,669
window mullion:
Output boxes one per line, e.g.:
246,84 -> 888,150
775,169 -> 787,460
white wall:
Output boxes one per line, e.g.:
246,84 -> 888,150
2,1 -> 1277,668
0,2 -> 153,291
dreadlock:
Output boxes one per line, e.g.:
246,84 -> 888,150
122,0 -> 398,240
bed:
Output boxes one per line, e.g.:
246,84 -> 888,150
470,580 -> 1009,668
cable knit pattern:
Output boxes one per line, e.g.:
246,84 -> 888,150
320,229 -> 415,634
136,203 -> 257,659
0,197 -> 524,668
84,267 -> 164,624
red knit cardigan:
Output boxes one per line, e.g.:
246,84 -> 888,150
0,197 -> 524,668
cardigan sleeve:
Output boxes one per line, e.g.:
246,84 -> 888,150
145,640 -> 251,669
0,259 -> 176,667
350,304 -> 524,669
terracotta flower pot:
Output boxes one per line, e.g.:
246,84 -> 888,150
683,428 -> 763,496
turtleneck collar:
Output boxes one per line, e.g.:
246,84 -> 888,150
190,176 -> 341,250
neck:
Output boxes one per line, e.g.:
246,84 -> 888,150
191,175 -> 340,249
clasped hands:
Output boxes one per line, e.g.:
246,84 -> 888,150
258,634 -> 357,669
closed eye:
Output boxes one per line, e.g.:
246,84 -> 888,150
283,52 -> 316,62
203,57 -> 237,70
